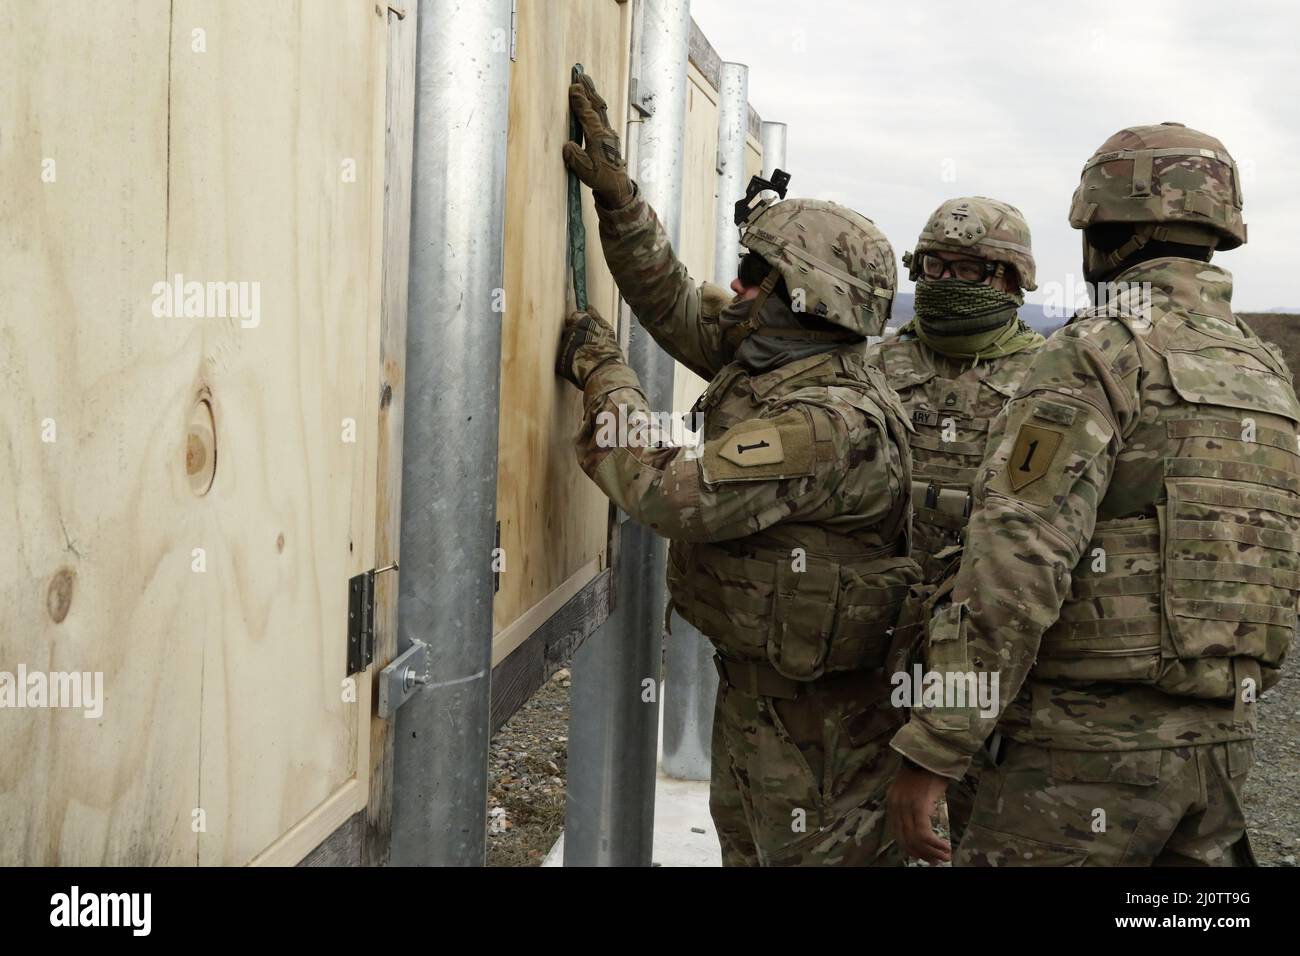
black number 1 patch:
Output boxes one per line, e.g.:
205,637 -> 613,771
1007,423 -> 1063,492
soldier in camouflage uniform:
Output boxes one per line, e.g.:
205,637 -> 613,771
866,199 -> 1044,842
868,198 -> 1044,581
887,122 -> 1295,866
558,73 -> 920,866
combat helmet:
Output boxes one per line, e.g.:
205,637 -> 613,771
735,173 -> 897,337
1069,122 -> 1246,278
903,197 -> 1037,291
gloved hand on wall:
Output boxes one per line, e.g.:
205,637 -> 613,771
562,73 -> 634,209
557,307 -> 623,388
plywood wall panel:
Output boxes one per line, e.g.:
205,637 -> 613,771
168,0 -> 383,867
0,0 -> 385,866
493,0 -> 632,644
670,65 -> 725,417
746,133 -> 763,181
0,0 -> 190,867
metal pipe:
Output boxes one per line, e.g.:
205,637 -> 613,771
660,61 -> 751,783
711,62 -> 750,287
563,0 -> 691,866
391,0 -> 512,867
660,612 -> 716,779
760,120 -> 788,179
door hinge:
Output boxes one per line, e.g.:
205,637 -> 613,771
347,563 -> 399,675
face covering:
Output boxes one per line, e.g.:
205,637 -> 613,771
908,278 -> 1035,360
718,294 -> 854,373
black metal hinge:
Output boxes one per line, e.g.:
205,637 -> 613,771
347,563 -> 398,675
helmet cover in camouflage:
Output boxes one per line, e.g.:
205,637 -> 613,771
906,196 -> 1037,291
1068,122 -> 1246,250
739,198 -> 897,337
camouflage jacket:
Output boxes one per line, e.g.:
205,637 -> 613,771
891,258 -> 1300,779
865,336 -> 1042,579
572,191 -> 920,679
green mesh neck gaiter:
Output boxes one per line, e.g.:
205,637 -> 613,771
907,279 -> 1040,360
914,278 -> 1022,333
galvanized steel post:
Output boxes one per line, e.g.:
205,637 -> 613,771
563,0 -> 692,866
712,62 -> 750,286
760,120 -> 788,181
660,61 -> 751,783
391,0 -> 513,866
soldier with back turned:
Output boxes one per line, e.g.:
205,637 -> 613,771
888,123 -> 1295,866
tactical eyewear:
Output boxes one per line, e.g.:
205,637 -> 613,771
918,253 -> 999,282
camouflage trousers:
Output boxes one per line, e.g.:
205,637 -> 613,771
709,665 -> 905,867
955,739 -> 1257,866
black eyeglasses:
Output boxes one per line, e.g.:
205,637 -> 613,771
919,253 -> 998,282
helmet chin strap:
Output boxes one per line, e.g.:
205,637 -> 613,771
1085,223 -> 1219,282
721,267 -> 780,352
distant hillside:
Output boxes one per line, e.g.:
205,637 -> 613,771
1240,313 -> 1300,391
886,304 -> 1300,348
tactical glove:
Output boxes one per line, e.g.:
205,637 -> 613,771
561,73 -> 634,209
557,307 -> 623,388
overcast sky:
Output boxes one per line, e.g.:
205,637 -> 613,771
689,0 -> 1300,311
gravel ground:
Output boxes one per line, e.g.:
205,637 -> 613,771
487,663 -> 1299,867
486,669 -> 571,867
1244,661 -> 1300,866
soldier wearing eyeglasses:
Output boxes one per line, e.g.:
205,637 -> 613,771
865,197 -> 1044,842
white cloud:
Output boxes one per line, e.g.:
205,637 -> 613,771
690,0 -> 1300,310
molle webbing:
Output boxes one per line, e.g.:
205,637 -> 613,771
670,538 -> 918,678
1038,414 -> 1300,697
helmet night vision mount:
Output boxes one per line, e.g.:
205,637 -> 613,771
734,168 -> 792,226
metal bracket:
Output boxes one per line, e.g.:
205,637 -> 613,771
346,563 -> 398,675
379,639 -> 428,719
509,0 -> 518,61
629,79 -> 653,118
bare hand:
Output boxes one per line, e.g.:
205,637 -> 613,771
887,762 -> 953,864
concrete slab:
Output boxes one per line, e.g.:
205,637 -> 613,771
544,680 -> 721,866
542,767 -> 720,867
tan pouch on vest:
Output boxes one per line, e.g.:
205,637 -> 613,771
767,558 -> 841,681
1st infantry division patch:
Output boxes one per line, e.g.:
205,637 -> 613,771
1008,423 -> 1063,491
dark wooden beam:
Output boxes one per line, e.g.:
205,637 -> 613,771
490,567 -> 615,733
298,810 -> 364,867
